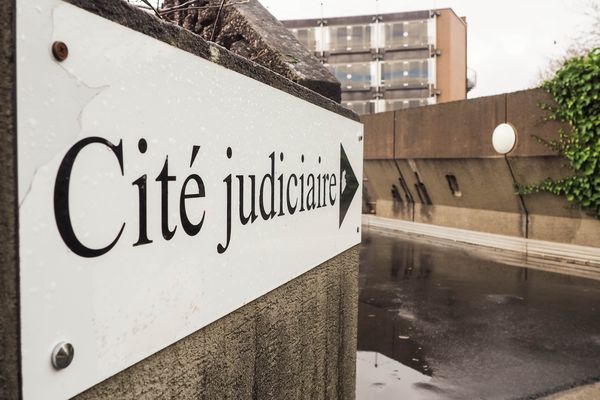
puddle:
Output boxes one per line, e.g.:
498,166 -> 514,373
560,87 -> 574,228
358,300 -> 431,376
357,228 -> 600,400
357,351 -> 442,400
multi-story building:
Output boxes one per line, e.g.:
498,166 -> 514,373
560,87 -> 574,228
283,9 -> 472,115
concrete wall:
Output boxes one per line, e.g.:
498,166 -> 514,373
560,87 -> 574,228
0,0 -> 20,398
394,94 -> 505,158
363,111 -> 395,160
1,1 -> 360,399
74,248 -> 359,400
362,88 -> 600,248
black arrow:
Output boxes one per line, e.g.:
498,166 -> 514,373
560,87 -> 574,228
339,143 -> 359,227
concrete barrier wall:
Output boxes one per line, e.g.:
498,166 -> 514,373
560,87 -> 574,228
1,1 -> 359,399
394,90 -> 506,159
73,248 -> 358,400
0,1 -> 20,398
362,88 -> 600,248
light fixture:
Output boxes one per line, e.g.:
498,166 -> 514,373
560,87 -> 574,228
492,123 -> 517,154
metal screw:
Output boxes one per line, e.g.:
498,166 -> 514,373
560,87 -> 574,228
51,342 -> 74,370
52,41 -> 69,62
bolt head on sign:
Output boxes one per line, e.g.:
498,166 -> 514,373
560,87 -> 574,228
51,342 -> 75,370
51,41 -> 69,61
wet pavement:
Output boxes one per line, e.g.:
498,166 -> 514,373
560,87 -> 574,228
357,228 -> 600,400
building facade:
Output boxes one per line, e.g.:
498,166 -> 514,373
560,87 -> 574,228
283,9 -> 470,115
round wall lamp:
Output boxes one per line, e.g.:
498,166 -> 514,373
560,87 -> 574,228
492,123 -> 517,154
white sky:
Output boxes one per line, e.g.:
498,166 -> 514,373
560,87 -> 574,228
257,0 -> 596,98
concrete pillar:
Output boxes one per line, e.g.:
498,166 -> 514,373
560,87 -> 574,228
0,0 -> 20,398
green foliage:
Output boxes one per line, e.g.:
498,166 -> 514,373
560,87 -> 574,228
518,48 -> 600,218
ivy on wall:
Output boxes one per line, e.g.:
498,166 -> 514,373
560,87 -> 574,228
518,48 -> 600,218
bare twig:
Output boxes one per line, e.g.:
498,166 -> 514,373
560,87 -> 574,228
159,0 -> 203,13
128,0 -> 249,28
138,0 -> 162,18
159,1 -> 249,16
210,0 -> 227,42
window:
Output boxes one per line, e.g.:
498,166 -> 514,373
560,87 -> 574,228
342,101 -> 374,115
328,25 -> 371,52
381,60 -> 429,88
330,63 -> 372,90
291,28 -> 317,52
383,20 -> 430,49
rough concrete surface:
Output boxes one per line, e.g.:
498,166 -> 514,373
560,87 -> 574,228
74,247 -> 359,400
394,93 -> 506,159
543,382 -> 600,400
361,112 -> 395,160
361,88 -> 568,161
364,156 -> 600,246
408,158 -> 522,213
508,155 -> 583,218
362,88 -> 600,247
65,0 -> 356,121
0,0 -> 20,399
361,160 -> 414,221
507,88 -> 568,157
161,0 -> 342,102
362,158 -> 527,236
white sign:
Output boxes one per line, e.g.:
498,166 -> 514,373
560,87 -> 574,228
17,1 -> 363,399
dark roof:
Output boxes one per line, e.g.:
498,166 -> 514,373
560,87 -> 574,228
282,10 -> 432,28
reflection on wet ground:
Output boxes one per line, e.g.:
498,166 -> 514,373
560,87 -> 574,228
357,351 -> 437,400
357,228 -> 600,400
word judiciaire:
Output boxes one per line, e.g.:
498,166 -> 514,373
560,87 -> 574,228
53,137 -> 340,257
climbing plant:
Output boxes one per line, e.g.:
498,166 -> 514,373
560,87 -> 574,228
518,48 -> 600,218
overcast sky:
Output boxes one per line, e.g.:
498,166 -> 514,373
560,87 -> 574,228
257,0 -> 595,98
